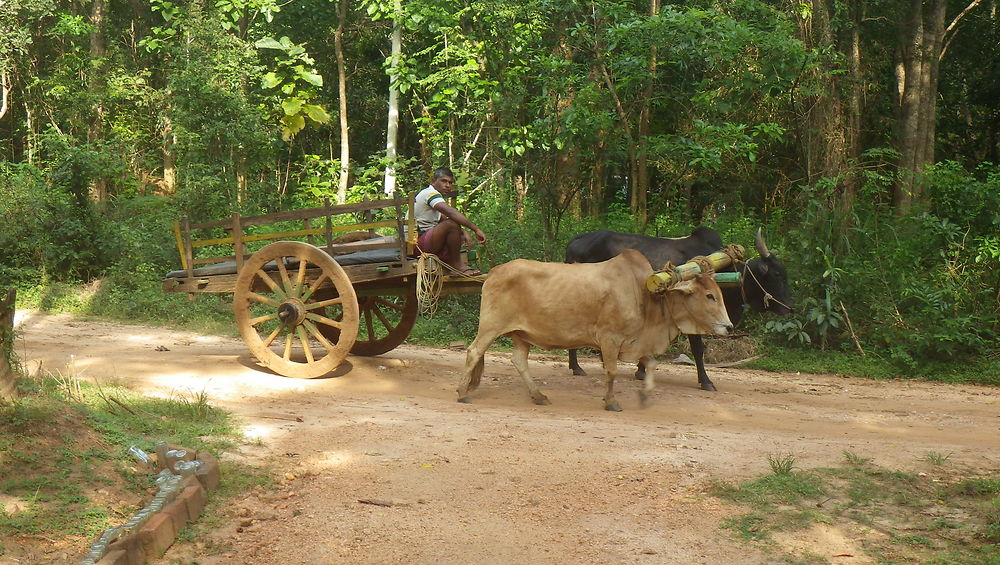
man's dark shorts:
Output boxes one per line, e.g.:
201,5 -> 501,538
416,227 -> 452,263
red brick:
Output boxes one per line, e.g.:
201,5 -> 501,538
165,444 -> 196,462
179,484 -> 207,520
95,549 -> 128,565
195,451 -> 221,491
105,533 -> 146,565
138,512 -> 176,558
161,499 -> 190,532
180,474 -> 201,491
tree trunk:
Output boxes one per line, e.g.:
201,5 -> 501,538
334,0 -> 350,204
893,0 -> 948,214
88,0 -> 109,203
1,289 -> 18,402
162,113 -> 176,194
236,156 -> 247,202
0,70 -> 10,121
794,0 -> 850,197
383,0 -> 402,197
633,0 -> 658,228
514,172 -> 527,221
596,58 -> 643,228
839,0 -> 865,213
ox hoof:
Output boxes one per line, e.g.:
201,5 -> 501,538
532,395 -> 551,406
457,396 -> 472,404
700,382 -> 717,392
605,403 -> 622,412
633,373 -> 646,381
638,391 -> 651,408
572,368 -> 587,377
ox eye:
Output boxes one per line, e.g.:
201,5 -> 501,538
707,293 -> 717,301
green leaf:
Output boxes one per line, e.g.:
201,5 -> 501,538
302,104 -> 331,124
281,97 -> 304,116
281,114 -> 306,141
298,70 -> 323,87
255,37 -> 285,50
262,72 -> 283,89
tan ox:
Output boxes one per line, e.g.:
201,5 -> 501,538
457,249 -> 734,411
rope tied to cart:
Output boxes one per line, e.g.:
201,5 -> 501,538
415,254 -> 445,317
415,248 -> 489,317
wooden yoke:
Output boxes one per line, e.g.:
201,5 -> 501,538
645,244 -> 745,293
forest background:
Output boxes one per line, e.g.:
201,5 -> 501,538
1,0 -> 997,383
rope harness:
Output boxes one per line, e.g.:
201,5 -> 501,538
738,258 -> 793,312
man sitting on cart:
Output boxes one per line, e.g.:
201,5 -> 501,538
413,167 -> 488,276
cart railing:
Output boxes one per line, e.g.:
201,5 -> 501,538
171,193 -> 419,279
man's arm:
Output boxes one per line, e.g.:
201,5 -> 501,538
432,201 -> 487,244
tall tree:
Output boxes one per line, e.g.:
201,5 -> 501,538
88,0 -> 109,202
334,0 -> 351,203
792,0 -> 851,204
383,0 -> 402,196
0,289 -> 16,402
893,0 -> 981,214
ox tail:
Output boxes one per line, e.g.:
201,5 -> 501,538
457,346 -> 486,402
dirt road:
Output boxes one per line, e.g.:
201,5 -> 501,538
14,312 -> 1000,564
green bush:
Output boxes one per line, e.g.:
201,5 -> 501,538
767,164 -> 999,376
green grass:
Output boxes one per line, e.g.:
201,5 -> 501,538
712,454 -> 1000,564
0,371 -> 258,557
746,344 -> 1000,386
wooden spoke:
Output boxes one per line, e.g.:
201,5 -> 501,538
262,326 -> 282,348
302,319 -> 336,352
234,241 -> 358,378
334,291 -> 418,357
374,297 -> 406,313
248,292 -> 281,307
255,269 -> 285,298
301,273 -> 328,302
295,259 -> 308,294
363,309 -> 376,342
304,297 -> 343,310
371,303 -> 394,332
305,312 -> 343,330
276,259 -> 293,295
249,313 -> 278,326
296,326 -> 314,363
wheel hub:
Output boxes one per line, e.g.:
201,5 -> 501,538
277,299 -> 307,327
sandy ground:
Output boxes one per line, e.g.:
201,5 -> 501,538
12,311 -> 1000,564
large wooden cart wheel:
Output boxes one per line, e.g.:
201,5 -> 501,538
318,291 -> 418,356
233,241 -> 359,378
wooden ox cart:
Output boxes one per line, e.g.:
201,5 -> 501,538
162,193 -> 485,379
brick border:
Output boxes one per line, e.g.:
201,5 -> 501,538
92,445 -> 221,565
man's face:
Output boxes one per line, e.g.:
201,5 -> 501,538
431,175 -> 456,196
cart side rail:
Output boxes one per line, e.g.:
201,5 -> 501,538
171,194 -> 418,277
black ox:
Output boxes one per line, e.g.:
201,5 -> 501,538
564,226 -> 793,391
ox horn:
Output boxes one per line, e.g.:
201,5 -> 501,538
754,227 -> 771,258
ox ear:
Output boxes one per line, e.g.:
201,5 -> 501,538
666,279 -> 697,295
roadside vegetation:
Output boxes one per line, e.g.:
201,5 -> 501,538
2,0 -> 998,387
712,453 -> 1000,564
8,182 -> 999,388
0,369 -> 270,562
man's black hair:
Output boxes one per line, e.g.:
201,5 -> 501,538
432,167 -> 455,181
